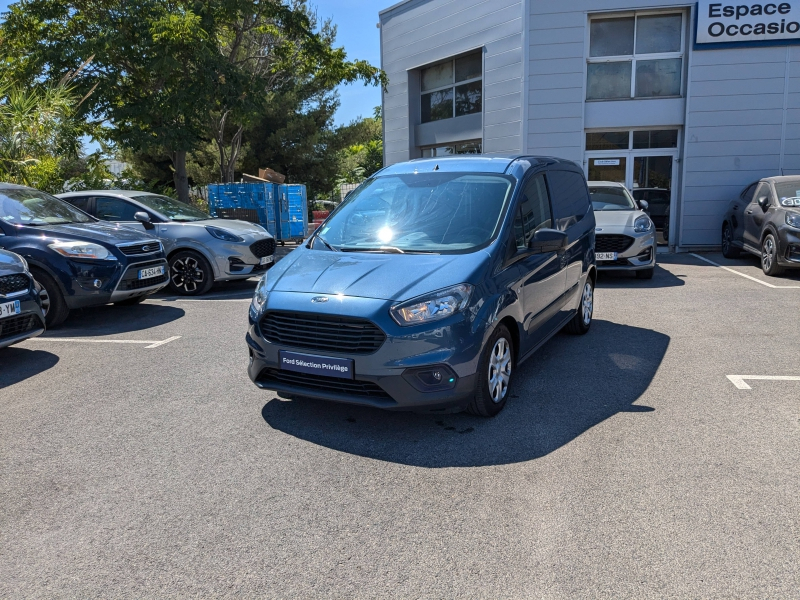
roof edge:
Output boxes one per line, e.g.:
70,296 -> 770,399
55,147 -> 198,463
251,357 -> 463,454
379,0 -> 423,18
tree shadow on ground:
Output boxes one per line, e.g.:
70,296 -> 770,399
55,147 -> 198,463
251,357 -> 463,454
261,320 -> 669,468
50,303 -> 185,336
0,347 -> 59,389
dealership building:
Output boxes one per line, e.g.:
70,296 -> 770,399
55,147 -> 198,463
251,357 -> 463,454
378,0 -> 800,249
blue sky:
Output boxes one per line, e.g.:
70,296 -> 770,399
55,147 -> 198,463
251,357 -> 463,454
0,0 -> 391,126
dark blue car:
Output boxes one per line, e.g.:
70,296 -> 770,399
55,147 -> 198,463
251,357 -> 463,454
0,184 -> 169,327
247,156 -> 596,417
0,248 -> 45,348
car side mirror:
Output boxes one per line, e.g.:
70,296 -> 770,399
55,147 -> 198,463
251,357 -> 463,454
638,199 -> 649,212
757,196 -> 770,211
529,228 -> 568,253
134,211 -> 155,230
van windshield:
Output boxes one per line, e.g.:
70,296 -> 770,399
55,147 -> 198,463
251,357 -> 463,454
316,172 -> 515,253
589,185 -> 637,211
0,188 -> 94,226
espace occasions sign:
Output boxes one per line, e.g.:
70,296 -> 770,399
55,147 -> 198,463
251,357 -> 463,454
696,1 -> 800,44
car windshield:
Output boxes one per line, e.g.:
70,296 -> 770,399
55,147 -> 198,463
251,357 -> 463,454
315,172 -> 515,253
132,194 -> 210,222
773,180 -> 800,204
589,186 -> 637,211
0,188 -> 94,226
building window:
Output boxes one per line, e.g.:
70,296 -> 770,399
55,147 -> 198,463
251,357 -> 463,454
586,130 -> 678,151
587,12 -> 684,101
421,140 -> 482,157
421,53 -> 482,123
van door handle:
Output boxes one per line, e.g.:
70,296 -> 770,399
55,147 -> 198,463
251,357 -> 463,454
746,209 -> 753,214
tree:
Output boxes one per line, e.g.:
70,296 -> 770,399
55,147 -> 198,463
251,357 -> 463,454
0,0 -> 385,201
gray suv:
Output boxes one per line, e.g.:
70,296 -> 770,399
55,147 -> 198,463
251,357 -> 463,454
722,176 -> 800,276
58,190 -> 276,295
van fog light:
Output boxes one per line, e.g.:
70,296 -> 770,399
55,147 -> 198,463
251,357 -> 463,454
93,279 -> 103,288
402,365 -> 458,392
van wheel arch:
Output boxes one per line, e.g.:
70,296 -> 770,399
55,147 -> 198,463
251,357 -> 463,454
497,316 -> 520,367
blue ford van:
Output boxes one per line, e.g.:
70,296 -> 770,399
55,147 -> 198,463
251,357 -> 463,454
247,156 -> 596,416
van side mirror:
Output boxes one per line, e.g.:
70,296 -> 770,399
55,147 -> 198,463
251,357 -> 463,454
134,211 -> 155,230
529,228 -> 568,253
638,199 -> 649,213
757,196 -> 770,211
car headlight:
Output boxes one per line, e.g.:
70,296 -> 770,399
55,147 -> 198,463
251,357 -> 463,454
206,226 -> 244,242
251,274 -> 269,313
634,215 -> 653,233
390,284 -> 473,326
48,241 -> 115,260
786,212 -> 800,229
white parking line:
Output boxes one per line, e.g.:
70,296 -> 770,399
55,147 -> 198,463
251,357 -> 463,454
691,254 -> 800,289
150,298 -> 251,303
727,375 -> 800,390
27,335 -> 181,349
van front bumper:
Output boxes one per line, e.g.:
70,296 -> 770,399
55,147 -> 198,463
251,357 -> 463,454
245,292 -> 485,412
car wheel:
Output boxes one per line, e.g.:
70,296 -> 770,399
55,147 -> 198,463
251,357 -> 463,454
115,295 -> 147,306
564,278 -> 594,335
761,233 -> 785,276
635,267 -> 654,280
31,269 -> 69,328
466,324 -> 514,417
721,223 -> 740,258
168,251 -> 214,296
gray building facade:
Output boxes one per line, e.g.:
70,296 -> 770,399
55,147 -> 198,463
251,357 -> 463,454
379,0 -> 800,249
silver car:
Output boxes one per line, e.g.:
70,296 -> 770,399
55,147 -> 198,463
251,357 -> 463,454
588,181 -> 656,279
57,190 -> 276,295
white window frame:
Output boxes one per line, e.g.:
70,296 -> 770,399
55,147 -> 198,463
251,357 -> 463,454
420,139 -> 483,157
587,10 -> 686,101
420,54 -> 483,122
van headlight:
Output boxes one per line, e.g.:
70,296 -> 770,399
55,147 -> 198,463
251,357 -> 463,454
634,216 -> 653,233
786,212 -> 800,229
48,241 -> 115,260
251,274 -> 269,313
390,284 -> 473,326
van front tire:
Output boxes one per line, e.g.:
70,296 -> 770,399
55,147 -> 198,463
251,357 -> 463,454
466,324 -> 514,418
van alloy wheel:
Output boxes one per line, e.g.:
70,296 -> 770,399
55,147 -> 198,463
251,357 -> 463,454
488,338 -> 512,403
171,256 -> 205,293
581,281 -> 593,326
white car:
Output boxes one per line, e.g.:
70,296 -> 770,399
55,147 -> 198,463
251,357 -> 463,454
588,181 -> 656,280
57,190 -> 276,295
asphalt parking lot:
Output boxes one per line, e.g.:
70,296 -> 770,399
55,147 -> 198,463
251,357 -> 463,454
2,251 -> 799,598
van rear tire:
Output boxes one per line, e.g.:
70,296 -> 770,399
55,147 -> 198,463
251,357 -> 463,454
564,279 -> 594,335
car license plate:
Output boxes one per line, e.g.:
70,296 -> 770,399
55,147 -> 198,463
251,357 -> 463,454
260,256 -> 273,266
279,350 -> 354,380
138,266 -> 165,280
596,252 -> 618,261
0,300 -> 21,318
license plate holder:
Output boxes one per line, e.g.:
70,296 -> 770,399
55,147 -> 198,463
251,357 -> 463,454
595,252 -> 618,261
138,266 -> 165,280
279,350 -> 354,380
0,300 -> 21,318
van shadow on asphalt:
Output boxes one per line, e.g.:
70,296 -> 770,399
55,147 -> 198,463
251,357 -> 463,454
49,303 -> 185,336
0,348 -> 59,389
261,320 -> 669,468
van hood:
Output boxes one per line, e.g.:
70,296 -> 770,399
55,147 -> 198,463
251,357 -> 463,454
18,222 -> 157,245
593,209 -> 647,230
268,246 -> 488,301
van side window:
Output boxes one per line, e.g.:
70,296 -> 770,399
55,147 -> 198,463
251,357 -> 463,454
519,174 -> 552,246
547,170 -> 590,230
512,207 -> 526,251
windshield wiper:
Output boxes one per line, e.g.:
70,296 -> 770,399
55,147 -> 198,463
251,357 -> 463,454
339,246 -> 406,254
315,235 -> 338,252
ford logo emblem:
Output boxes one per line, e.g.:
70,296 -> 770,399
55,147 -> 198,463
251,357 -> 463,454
311,296 -> 329,303
595,228 -> 603,232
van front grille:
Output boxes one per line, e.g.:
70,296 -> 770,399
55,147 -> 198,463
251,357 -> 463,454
259,311 -> 386,354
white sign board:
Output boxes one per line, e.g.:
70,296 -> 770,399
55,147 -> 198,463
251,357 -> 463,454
593,159 -> 620,166
696,1 -> 800,45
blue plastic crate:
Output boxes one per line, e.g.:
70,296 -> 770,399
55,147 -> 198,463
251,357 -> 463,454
207,183 -> 277,237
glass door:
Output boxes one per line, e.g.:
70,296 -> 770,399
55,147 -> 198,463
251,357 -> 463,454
631,155 -> 675,245
588,157 -> 627,184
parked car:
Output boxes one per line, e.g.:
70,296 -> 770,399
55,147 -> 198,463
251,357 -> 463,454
722,176 -> 800,276
0,248 -> 45,348
0,183 -> 168,327
246,155 -> 596,417
57,190 -> 276,295
588,181 -> 656,279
